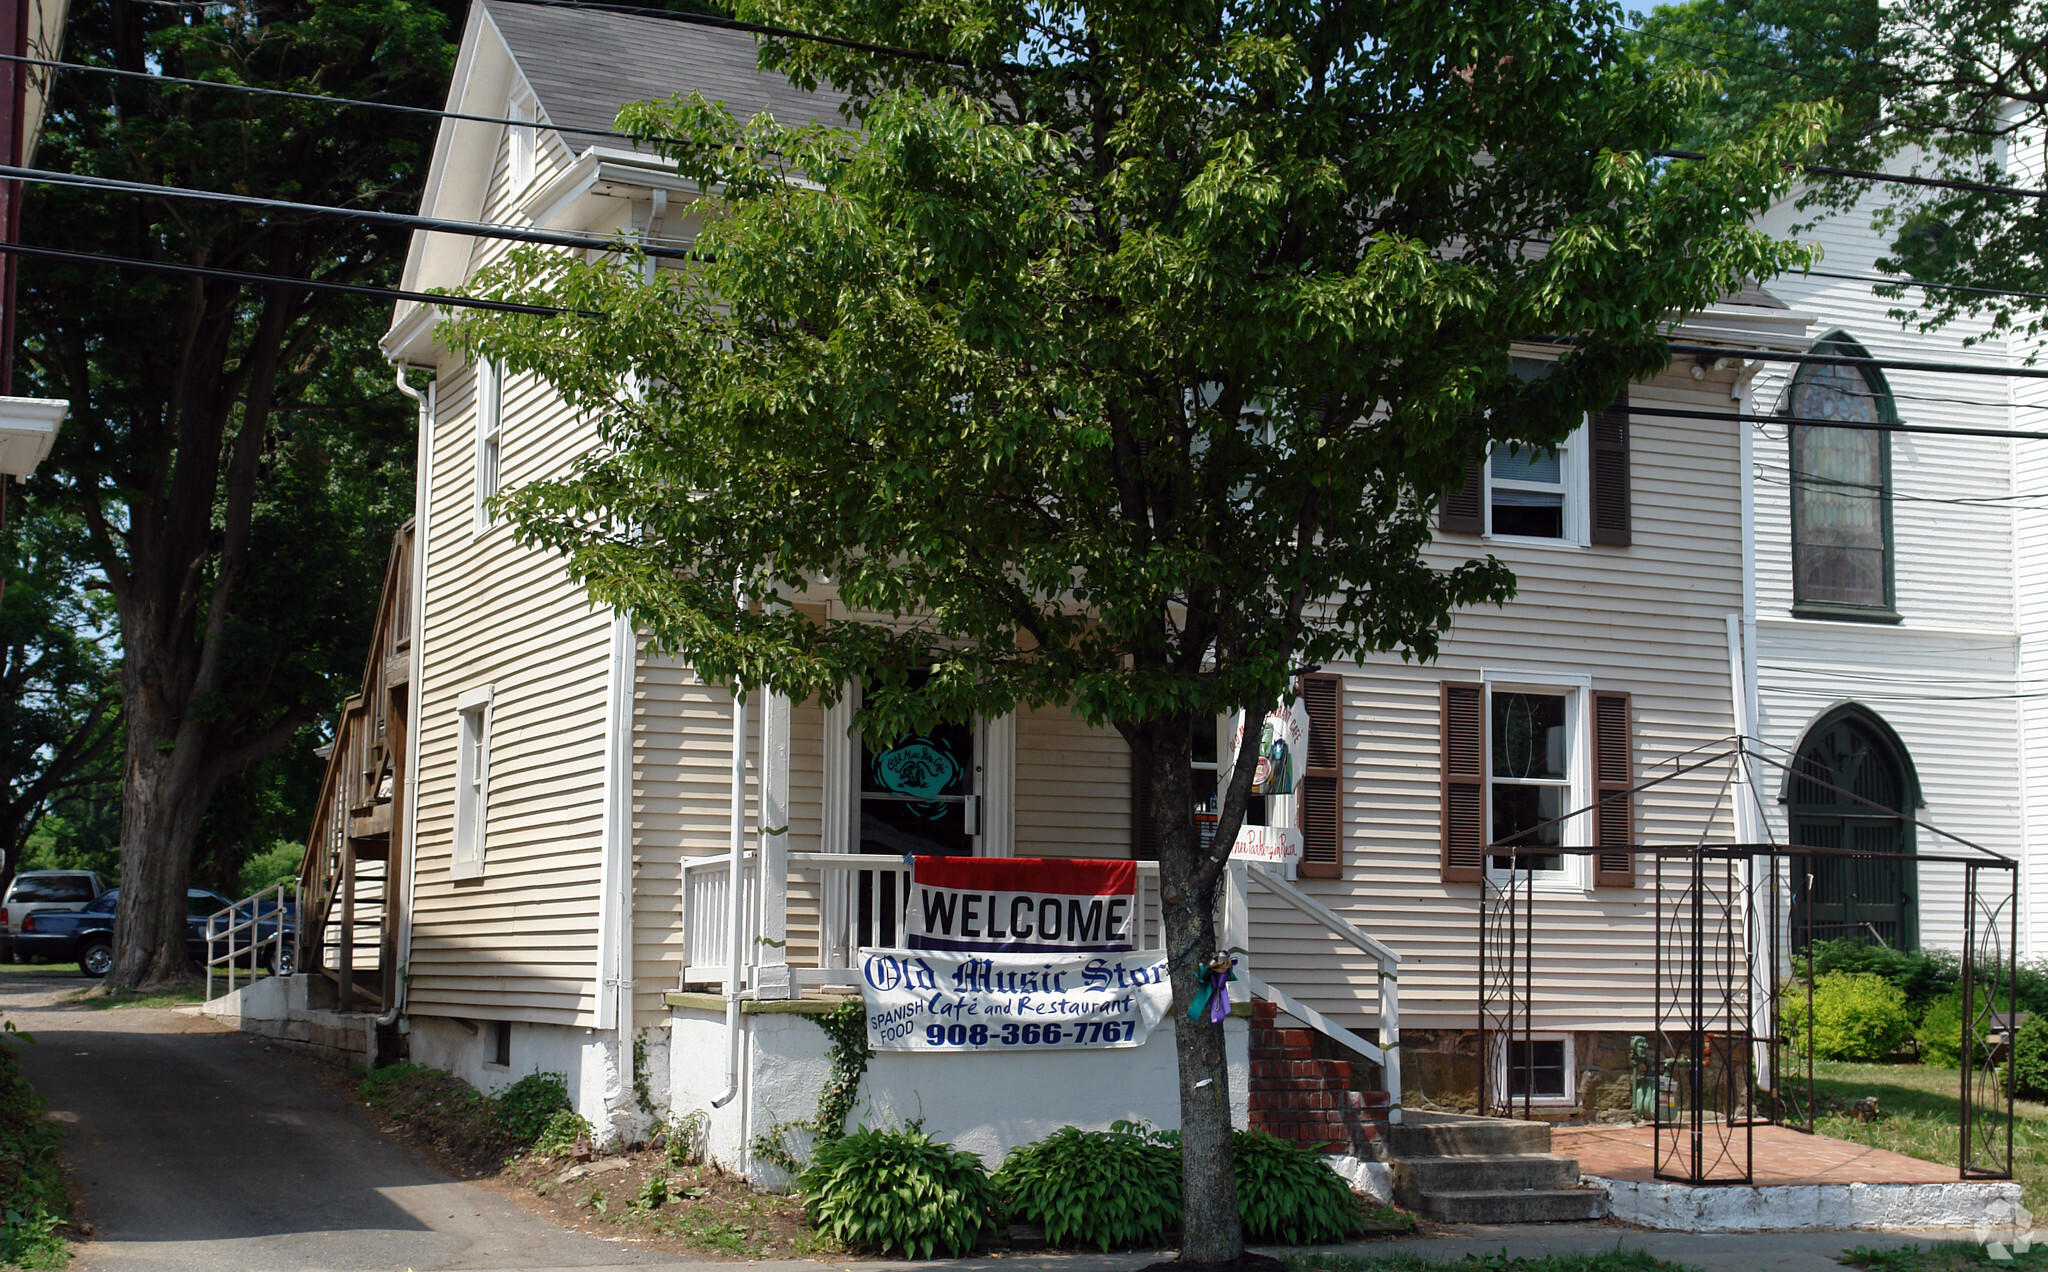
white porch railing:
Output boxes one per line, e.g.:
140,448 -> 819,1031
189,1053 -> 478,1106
1235,863 -> 1403,1120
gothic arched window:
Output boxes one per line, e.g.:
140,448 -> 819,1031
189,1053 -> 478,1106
1785,333 -> 1897,619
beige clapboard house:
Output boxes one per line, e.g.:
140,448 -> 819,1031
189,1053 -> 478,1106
322,0 -> 1815,1169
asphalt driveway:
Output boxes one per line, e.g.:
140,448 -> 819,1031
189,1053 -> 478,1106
0,970 -> 674,1272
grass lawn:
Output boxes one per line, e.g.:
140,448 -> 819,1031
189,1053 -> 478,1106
63,983 -> 206,1010
3,962 -> 82,976
1842,1241 -> 2048,1272
1807,1059 -> 2048,1208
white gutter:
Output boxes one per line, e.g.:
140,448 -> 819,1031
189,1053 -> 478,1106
711,681 -> 748,1109
382,365 -> 434,1028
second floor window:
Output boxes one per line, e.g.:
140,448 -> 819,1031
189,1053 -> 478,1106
1786,334 -> 1895,620
474,359 -> 502,534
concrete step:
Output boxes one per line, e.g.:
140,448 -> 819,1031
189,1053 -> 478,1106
1387,1111 -> 1551,1158
1394,1152 -> 1581,1195
1406,1187 -> 1603,1225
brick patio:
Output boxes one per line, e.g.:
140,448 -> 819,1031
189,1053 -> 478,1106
1554,1123 -> 1960,1186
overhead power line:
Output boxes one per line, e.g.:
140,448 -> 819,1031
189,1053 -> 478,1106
0,51 -> 677,152
1534,336 -> 2048,381
0,239 -> 596,315
1632,403 -> 2048,441
0,164 -> 701,261
491,0 -> 1008,71
1659,150 -> 2048,201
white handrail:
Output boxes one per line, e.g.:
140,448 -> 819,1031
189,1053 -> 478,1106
204,882 -> 294,1002
1244,866 -> 1401,968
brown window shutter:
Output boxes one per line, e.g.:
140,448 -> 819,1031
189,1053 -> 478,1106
1589,388 -> 1631,546
1440,682 -> 1484,884
1298,673 -> 1343,879
1130,735 -> 1157,861
1593,690 -> 1634,886
1439,461 -> 1484,535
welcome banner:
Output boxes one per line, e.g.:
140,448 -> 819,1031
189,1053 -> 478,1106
904,856 -> 1137,954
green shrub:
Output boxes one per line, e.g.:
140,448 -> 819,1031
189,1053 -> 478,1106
994,1124 -> 1181,1251
497,1071 -> 573,1146
535,1109 -> 594,1157
0,1031 -> 69,1269
1782,972 -> 1912,1062
799,1125 -> 999,1258
237,840 -> 305,898
1799,939 -> 1960,1012
1232,1128 -> 1363,1245
359,1060 -> 439,1103
1913,986 -> 2016,1068
2008,1014 -> 2048,1098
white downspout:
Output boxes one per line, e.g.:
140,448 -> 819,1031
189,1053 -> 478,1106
381,365 -> 433,1028
711,680 -> 748,1109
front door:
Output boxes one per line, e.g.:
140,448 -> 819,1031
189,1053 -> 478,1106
1789,711 -> 1916,951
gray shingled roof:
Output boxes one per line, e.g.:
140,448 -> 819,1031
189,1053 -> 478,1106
483,0 -> 850,146
1720,280 -> 1788,309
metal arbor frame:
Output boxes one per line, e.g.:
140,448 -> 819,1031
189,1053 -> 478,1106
1477,740 -> 2017,1185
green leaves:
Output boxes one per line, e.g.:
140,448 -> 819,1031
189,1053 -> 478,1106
797,1126 -> 1001,1258
1231,1129 -> 1365,1246
993,1124 -> 1182,1251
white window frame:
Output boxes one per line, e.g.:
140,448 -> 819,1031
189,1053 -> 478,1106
1481,670 -> 1591,892
508,89 -> 538,194
453,685 -> 494,881
473,359 -> 502,536
1493,1031 -> 1577,1107
1483,421 -> 1589,547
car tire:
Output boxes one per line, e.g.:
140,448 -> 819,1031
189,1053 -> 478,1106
79,942 -> 113,979
265,944 -> 296,977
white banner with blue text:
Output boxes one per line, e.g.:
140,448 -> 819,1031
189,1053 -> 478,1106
859,947 -> 1173,1053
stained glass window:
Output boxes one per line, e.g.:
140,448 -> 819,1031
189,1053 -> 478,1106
1788,342 -> 1892,613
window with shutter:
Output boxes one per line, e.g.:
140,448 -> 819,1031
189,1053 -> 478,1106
1589,390 -> 1631,546
1439,461 -> 1484,534
1593,690 -> 1634,886
1298,674 -> 1343,878
1440,682 -> 1485,883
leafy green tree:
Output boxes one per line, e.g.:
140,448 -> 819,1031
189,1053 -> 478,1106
16,0 -> 451,987
1,500 -> 119,878
448,0 -> 1824,1258
1634,0 -> 2048,343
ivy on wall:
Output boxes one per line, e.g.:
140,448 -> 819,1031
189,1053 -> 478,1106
752,998 -> 874,1174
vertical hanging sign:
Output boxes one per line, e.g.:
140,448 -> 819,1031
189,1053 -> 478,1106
1229,699 -> 1308,865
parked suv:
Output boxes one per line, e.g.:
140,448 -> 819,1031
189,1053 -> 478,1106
0,871 -> 105,963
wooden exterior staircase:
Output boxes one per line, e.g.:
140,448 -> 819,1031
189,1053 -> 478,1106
297,522 -> 413,1013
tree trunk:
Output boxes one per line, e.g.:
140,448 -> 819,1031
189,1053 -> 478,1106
107,629 -> 213,989
1146,715 -> 1244,1265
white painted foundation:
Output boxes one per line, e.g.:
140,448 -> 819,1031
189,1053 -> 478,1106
668,1001 -> 1251,1188
1593,1175 -> 2026,1231
407,1014 -> 647,1143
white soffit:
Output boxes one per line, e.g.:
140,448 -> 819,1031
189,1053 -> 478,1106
0,396 -> 67,479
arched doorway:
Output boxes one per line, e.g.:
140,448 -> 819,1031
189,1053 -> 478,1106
1788,706 -> 1919,951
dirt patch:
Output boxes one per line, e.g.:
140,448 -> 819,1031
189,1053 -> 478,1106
342,1062 -> 826,1261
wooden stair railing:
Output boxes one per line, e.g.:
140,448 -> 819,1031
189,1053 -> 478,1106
297,521 -> 414,1013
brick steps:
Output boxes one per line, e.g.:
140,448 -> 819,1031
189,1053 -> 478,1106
1246,1000 -> 1388,1156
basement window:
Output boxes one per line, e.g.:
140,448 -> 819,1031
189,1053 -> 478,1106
490,1020 -> 512,1068
1501,1034 -> 1573,1105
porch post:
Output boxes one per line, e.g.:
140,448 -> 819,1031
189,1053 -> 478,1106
756,689 -> 795,999
1378,963 -> 1402,1124
821,685 -> 854,966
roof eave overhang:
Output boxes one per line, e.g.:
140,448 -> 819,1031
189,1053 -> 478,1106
0,396 -> 69,479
